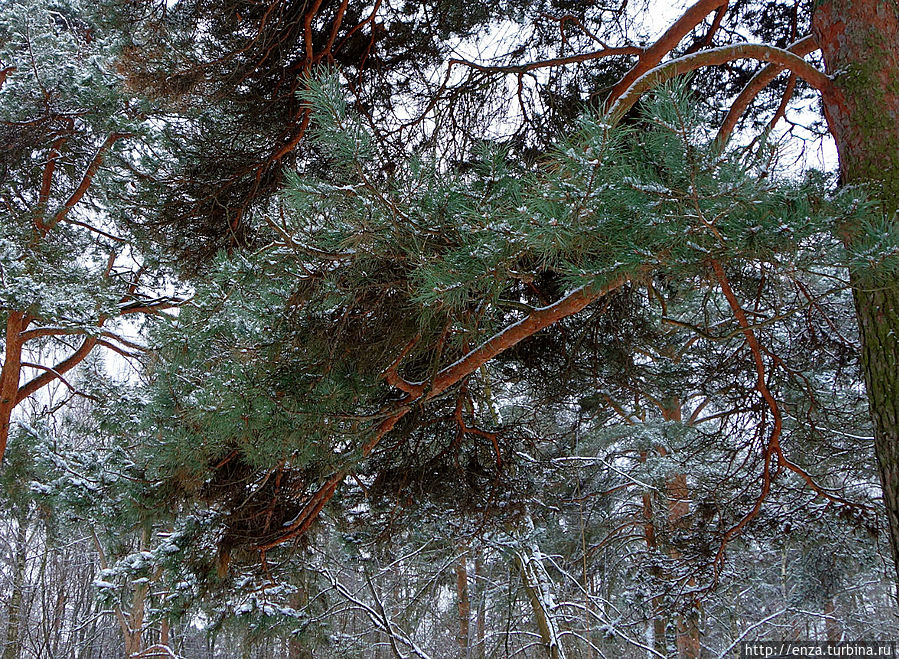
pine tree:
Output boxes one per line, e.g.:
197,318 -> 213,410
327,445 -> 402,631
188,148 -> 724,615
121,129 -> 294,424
5,0 -> 899,652
136,74 -> 872,574
0,0 -> 179,464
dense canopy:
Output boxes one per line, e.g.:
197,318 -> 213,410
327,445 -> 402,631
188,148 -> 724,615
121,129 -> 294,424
1,0 -> 898,656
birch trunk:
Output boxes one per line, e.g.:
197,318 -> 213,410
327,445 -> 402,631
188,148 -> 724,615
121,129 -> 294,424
514,513 -> 567,659
1,512 -> 28,659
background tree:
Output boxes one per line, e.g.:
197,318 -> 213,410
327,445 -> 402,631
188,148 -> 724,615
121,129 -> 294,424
0,0 -> 179,464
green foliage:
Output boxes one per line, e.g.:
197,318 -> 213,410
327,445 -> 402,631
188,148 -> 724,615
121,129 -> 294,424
843,208 -> 899,283
122,73 -> 875,584
0,0 -> 159,329
2,1 -> 898,654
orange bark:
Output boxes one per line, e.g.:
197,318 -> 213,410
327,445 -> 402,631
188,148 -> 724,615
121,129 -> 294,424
261,276 -> 635,552
716,35 -> 818,145
0,312 -> 27,483
606,0 -> 729,106
812,0 -> 899,603
607,43 -> 831,126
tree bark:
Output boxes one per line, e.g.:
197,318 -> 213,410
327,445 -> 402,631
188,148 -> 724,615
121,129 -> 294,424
515,514 -> 567,659
662,402 -> 701,659
641,469 -> 669,658
455,543 -> 471,657
125,527 -> 152,658
1,511 -> 28,659
0,313 -> 26,464
812,0 -> 899,605
49,550 -> 68,657
474,549 -> 486,659
824,598 -> 841,643
288,583 -> 311,659
160,618 -> 170,648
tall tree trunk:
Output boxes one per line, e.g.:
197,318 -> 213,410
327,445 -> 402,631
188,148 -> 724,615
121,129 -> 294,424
812,0 -> 899,604
126,527 -> 152,658
515,514 -> 567,659
475,549 -> 486,659
160,618 -> 169,647
661,401 -> 701,659
49,549 -> 69,657
640,455 -> 669,658
288,584 -> 311,659
642,486 -> 669,657
2,511 -> 28,659
455,542 -> 471,658
668,470 -> 700,659
640,397 -> 703,659
824,598 -> 841,643
0,312 -> 26,464
92,527 -> 144,657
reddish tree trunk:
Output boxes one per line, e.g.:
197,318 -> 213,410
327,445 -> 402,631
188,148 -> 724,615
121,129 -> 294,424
0,312 -> 26,462
640,452 -> 669,657
661,400 -> 701,659
813,0 -> 899,604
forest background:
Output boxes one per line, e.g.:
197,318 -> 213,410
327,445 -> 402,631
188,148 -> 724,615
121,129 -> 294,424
1,0 -> 899,656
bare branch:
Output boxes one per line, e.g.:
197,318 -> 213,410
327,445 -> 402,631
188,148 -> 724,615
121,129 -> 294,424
606,0 -> 729,107
15,336 -> 99,405
448,46 -> 642,76
607,42 -> 831,126
20,361 -> 79,394
46,132 -> 129,232
716,34 -> 819,145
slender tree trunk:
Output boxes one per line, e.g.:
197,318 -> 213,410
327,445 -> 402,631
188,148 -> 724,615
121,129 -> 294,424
49,549 -> 69,657
288,585 -> 311,659
475,549 -> 486,659
514,514 -> 567,659
669,471 -> 700,659
824,599 -> 841,643
92,528 -> 143,657
640,457 -> 668,658
812,0 -> 899,605
126,592 -> 145,656
661,401 -> 701,659
126,528 -> 152,658
455,542 -> 471,658
515,551 -> 564,659
0,312 -> 26,464
2,511 -> 28,659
